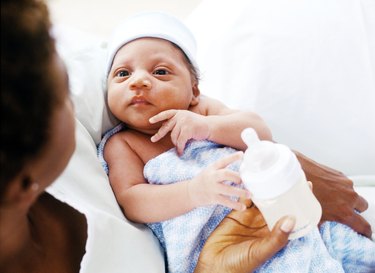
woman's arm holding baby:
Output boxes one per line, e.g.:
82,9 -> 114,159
295,151 -> 372,238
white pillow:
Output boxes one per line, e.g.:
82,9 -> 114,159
53,25 -> 118,145
187,0 -> 375,177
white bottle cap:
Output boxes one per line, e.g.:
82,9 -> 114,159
240,128 -> 304,199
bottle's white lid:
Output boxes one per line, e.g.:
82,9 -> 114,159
240,128 -> 304,199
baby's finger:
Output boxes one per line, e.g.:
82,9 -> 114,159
215,169 -> 242,185
170,122 -> 182,146
151,119 -> 176,142
176,133 -> 190,156
149,109 -> 177,124
216,195 -> 246,211
218,183 -> 251,200
211,152 -> 243,170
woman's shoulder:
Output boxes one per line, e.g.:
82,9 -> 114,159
36,193 -> 87,273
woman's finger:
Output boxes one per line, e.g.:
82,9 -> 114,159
341,209 -> 372,238
354,194 -> 369,213
246,216 -> 295,266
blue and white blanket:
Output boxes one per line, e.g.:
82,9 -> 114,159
98,126 -> 375,273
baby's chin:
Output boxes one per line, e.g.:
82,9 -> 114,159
126,122 -> 160,136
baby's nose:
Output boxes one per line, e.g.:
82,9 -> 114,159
129,71 -> 151,90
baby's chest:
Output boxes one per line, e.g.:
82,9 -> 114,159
125,131 -> 174,164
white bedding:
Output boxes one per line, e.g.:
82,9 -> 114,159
51,0 -> 375,271
187,0 -> 375,177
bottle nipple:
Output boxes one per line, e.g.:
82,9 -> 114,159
241,127 -> 260,147
241,128 -> 278,172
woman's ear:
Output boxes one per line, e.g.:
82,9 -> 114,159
190,83 -> 200,106
2,174 -> 40,209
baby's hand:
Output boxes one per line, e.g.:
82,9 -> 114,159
187,152 -> 250,211
149,109 -> 210,155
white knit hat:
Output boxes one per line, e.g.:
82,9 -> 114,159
106,11 -> 198,76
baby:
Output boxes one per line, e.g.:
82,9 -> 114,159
99,11 -> 375,273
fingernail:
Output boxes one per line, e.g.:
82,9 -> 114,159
280,217 -> 295,232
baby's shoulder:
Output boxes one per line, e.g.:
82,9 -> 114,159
108,129 -> 148,146
105,129 -> 155,162
190,95 -> 227,116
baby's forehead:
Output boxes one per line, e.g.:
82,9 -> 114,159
122,37 -> 181,51
125,37 -> 170,45
114,37 -> 187,62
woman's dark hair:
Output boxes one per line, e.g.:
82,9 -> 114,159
1,0 -> 58,195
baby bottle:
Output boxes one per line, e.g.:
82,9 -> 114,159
239,128 -> 322,239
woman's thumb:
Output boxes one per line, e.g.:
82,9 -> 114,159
260,216 -> 296,259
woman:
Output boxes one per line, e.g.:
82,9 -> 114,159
0,0 -> 86,271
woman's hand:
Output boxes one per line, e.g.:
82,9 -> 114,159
295,151 -> 372,238
195,199 -> 295,273
187,152 -> 250,211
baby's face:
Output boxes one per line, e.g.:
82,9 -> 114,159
107,38 -> 198,134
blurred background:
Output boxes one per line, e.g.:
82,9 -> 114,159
47,0 -> 202,40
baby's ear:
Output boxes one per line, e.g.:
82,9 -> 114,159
190,83 -> 200,106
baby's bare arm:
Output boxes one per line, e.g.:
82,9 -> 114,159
149,95 -> 272,154
201,96 -> 272,149
104,132 -> 196,223
105,133 -> 249,223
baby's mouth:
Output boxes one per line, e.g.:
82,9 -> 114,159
130,96 -> 151,105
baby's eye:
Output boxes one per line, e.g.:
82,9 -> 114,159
153,69 -> 168,75
116,70 -> 130,77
